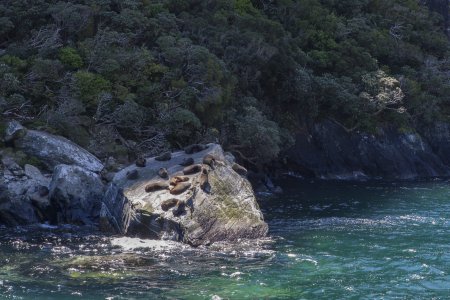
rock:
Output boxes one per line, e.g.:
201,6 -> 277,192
155,152 -> 171,161
49,165 -> 105,225
14,128 -> 103,173
102,171 -> 116,182
1,157 -> 24,177
287,120 -> 450,179
224,152 -> 235,164
0,162 -> 48,225
4,120 -> 27,143
100,143 -> 268,246
24,164 -> 46,182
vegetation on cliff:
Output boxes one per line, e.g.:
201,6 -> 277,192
1,0 -> 449,168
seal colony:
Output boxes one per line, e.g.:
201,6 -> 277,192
102,143 -> 268,246
139,146 -> 220,216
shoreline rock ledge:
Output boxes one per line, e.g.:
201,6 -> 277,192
100,143 -> 268,246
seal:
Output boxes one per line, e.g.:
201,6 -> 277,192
170,181 -> 191,195
126,169 -> 139,180
183,164 -> 202,175
135,157 -> 146,167
158,167 -> 168,179
170,176 -> 189,186
199,168 -> 210,191
232,163 -> 248,176
184,144 -> 208,154
202,154 -> 216,167
155,152 -> 171,161
179,157 -> 194,167
161,198 -> 179,211
144,181 -> 169,192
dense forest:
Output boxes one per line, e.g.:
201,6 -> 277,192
1,0 -> 450,169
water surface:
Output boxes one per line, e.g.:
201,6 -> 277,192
1,179 -> 450,299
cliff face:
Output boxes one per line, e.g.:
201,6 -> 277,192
286,120 -> 450,180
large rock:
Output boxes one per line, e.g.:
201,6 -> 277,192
14,128 -> 103,172
4,120 -> 27,143
0,159 -> 50,226
100,144 -> 268,246
287,120 -> 450,180
49,165 -> 105,225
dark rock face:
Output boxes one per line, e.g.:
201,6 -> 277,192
100,144 -> 268,246
0,160 -> 50,225
287,120 -> 450,179
418,122 -> 450,167
49,165 -> 105,225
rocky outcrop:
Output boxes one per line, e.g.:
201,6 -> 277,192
0,158 -> 51,225
287,120 -> 450,179
49,165 -> 105,225
100,144 -> 268,246
10,123 -> 103,172
0,122 -> 267,246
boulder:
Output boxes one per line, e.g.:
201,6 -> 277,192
4,120 -> 27,143
0,160 -> 49,225
14,128 -> 103,173
100,143 -> 268,246
49,165 -> 105,225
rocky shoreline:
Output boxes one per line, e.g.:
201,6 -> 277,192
0,121 -> 268,246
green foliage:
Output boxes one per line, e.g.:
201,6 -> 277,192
165,108 -> 202,145
234,106 -> 282,163
1,0 -> 450,164
59,47 -> 83,69
74,71 -> 111,108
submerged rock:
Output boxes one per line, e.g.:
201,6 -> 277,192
100,144 -> 268,246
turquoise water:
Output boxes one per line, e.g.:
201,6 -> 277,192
1,179 -> 450,299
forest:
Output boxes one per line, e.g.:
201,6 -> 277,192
1,0 -> 449,169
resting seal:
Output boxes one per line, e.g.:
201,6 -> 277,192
170,176 -> 189,186
179,157 -> 194,167
183,164 -> 202,175
126,169 -> 139,180
199,168 -> 210,191
155,152 -> 171,161
202,154 -> 216,167
184,144 -> 207,154
158,167 -> 168,179
232,163 -> 248,176
135,157 -> 146,167
161,198 -> 179,211
145,181 -> 169,192
170,181 -> 191,195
